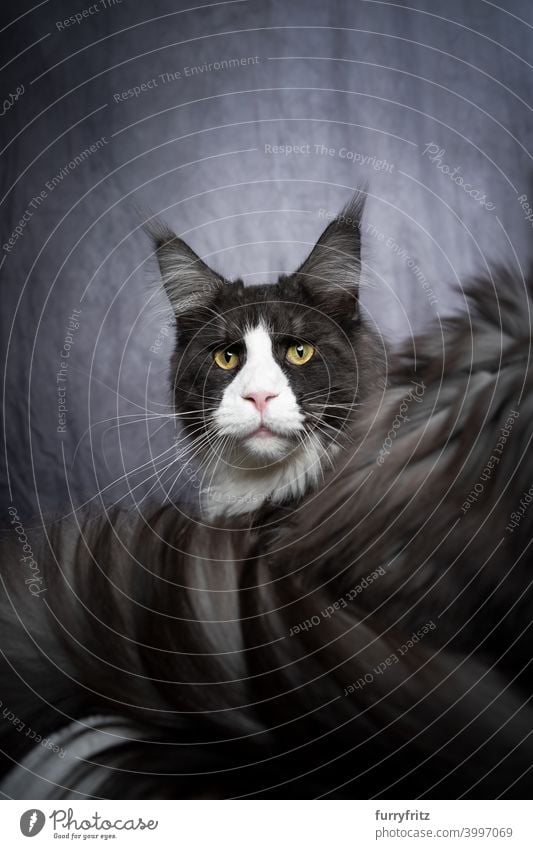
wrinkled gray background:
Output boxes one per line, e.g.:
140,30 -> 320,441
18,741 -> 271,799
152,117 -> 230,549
1,0 -> 532,522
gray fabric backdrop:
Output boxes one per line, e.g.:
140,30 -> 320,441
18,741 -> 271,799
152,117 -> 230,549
1,0 -> 532,522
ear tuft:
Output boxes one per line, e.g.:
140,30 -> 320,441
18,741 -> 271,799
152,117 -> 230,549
296,192 -> 365,318
146,220 -> 223,316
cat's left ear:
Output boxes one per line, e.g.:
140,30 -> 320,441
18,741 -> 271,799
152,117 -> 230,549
149,224 -> 223,316
295,194 -> 365,319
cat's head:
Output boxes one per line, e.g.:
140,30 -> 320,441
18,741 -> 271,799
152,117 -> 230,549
151,196 -> 385,515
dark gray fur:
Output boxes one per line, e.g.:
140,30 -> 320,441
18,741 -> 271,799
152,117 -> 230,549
0,221 -> 532,798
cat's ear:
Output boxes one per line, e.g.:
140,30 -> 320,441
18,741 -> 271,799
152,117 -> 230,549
149,224 -> 223,316
295,194 -> 365,319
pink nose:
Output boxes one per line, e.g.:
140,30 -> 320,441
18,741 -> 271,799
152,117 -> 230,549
243,391 -> 278,413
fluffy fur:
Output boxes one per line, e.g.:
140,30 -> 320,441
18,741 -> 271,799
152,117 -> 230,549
0,263 -> 532,798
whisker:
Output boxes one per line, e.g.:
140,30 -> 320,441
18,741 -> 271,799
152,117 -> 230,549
305,414 -> 352,448
199,433 -> 232,503
71,367 -> 177,412
301,386 -> 354,400
164,432 -> 216,502
306,410 -> 355,422
98,454 -> 182,514
306,402 -> 361,408
72,414 -> 179,464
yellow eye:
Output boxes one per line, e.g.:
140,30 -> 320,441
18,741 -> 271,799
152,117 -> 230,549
214,347 -> 239,370
286,341 -> 315,365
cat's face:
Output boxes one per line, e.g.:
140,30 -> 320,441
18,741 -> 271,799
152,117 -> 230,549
152,197 -> 384,513
170,281 -> 364,466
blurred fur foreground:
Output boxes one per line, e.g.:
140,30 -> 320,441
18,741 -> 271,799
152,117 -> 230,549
1,267 -> 533,799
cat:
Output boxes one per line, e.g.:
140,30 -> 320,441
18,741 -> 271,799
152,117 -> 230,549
1,210 -> 532,799
150,194 -> 385,518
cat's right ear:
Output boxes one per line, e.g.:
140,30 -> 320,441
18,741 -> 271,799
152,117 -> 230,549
295,193 -> 365,319
148,223 -> 223,316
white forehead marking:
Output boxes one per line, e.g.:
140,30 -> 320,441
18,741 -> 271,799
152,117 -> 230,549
243,324 -> 273,365
239,323 -> 287,393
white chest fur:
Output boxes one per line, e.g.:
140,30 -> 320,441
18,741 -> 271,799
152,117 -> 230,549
202,437 -> 333,518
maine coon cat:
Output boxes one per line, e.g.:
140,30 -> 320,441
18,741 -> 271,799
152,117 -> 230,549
1,200 -> 532,799
151,195 -> 385,517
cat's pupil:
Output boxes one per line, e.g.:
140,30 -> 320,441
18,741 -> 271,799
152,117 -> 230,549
296,344 -> 304,357
224,349 -> 234,362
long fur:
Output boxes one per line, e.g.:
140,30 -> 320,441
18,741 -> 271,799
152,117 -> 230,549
1,267 -> 532,798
